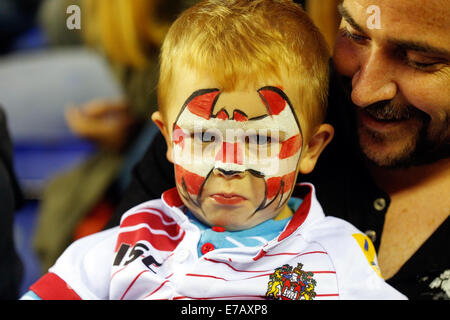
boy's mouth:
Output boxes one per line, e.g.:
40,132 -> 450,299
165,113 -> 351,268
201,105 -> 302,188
209,193 -> 247,205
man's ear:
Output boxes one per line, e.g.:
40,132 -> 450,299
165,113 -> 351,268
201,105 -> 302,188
151,111 -> 174,163
298,124 -> 334,174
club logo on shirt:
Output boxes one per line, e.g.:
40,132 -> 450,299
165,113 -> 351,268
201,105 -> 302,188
266,263 -> 316,300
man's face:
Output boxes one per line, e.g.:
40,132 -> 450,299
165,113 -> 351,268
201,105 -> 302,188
333,0 -> 450,168
164,70 -> 303,230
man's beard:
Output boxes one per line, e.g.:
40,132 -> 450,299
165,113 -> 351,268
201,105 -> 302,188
340,78 -> 450,169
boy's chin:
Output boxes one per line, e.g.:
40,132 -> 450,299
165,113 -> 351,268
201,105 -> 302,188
192,201 -> 267,231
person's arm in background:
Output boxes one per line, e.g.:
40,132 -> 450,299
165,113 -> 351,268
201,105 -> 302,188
104,131 -> 175,229
0,105 -> 24,299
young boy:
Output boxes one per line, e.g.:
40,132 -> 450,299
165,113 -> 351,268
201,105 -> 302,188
23,0 -> 405,300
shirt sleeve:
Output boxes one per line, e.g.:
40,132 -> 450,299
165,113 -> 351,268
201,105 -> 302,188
305,216 -> 407,300
27,273 -> 82,300
20,291 -> 42,300
26,227 -> 119,300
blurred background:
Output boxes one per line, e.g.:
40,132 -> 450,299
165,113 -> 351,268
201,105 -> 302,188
0,0 -> 340,298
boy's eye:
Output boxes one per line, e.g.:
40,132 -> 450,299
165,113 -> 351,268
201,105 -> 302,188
245,134 -> 272,145
193,131 -> 217,143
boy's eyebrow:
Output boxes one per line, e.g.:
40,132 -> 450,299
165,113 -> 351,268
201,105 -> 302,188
337,4 -> 365,34
387,39 -> 450,58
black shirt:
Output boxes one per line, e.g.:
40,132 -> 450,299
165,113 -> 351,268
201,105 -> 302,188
107,69 -> 449,300
301,71 -> 450,300
0,106 -> 24,300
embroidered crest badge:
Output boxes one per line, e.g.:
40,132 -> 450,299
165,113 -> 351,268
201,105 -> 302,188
266,263 -> 317,300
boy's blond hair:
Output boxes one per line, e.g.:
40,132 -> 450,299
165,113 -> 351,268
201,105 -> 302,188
158,0 -> 330,139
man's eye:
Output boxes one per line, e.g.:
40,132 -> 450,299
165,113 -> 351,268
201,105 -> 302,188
340,28 -> 368,44
407,60 -> 440,70
404,54 -> 445,71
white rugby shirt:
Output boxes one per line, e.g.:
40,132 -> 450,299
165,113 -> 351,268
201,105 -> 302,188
27,183 -> 406,300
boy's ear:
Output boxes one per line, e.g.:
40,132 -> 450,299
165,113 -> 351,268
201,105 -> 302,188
151,111 -> 174,163
298,124 -> 334,174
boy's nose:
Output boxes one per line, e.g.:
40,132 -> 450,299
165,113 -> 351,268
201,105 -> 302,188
213,168 -> 245,178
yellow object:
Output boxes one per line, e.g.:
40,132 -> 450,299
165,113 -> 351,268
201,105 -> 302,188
352,233 -> 383,278
82,0 -> 173,68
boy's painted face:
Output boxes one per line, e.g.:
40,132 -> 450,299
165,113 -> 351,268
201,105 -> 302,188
170,84 -> 303,230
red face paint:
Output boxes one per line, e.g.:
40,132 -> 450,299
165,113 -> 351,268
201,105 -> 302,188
279,134 -> 302,159
173,124 -> 186,150
266,171 -> 297,200
215,142 -> 244,165
172,86 -> 303,213
185,89 -> 220,120
233,110 -> 248,122
175,164 -> 206,196
258,87 -> 288,116
216,109 -> 229,120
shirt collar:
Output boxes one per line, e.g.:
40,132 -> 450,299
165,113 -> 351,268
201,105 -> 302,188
161,182 -> 324,258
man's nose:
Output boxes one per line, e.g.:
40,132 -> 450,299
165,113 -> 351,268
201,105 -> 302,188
351,50 -> 398,108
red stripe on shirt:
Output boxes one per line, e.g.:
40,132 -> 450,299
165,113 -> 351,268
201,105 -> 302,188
264,250 -> 328,257
111,266 -> 127,280
185,272 -> 273,282
204,258 -> 272,273
126,207 -> 176,224
173,293 -> 338,300
278,184 -> 312,241
120,270 -> 149,300
116,227 -> 184,252
142,273 -> 174,298
143,280 -> 170,299
185,269 -> 334,282
120,212 -> 179,237
162,187 -> 184,207
173,294 -> 266,300
185,273 -> 227,281
29,272 -> 81,300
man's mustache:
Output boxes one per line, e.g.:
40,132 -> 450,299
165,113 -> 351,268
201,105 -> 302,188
363,100 -> 429,122
339,75 -> 429,122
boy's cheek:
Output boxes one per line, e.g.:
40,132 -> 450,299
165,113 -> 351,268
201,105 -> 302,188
174,164 -> 206,196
